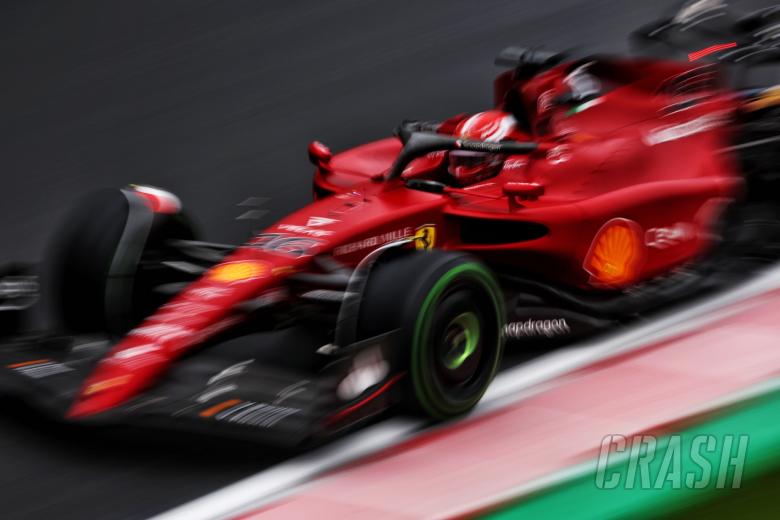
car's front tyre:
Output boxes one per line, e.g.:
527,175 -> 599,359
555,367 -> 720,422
358,250 -> 505,419
45,187 -> 196,335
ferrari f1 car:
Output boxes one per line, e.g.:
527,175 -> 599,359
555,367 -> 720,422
2,2 -> 780,445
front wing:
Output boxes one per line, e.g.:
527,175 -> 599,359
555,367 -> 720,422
0,328 -> 405,446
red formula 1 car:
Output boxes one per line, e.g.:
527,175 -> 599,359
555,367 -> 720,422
1,4 -> 780,444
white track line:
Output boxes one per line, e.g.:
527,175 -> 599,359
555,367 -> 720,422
153,263 -> 780,520
437,375 -> 780,520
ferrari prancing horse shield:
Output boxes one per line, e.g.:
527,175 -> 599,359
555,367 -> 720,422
414,225 -> 436,251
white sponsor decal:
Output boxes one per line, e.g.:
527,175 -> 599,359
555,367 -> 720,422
189,286 -> 231,300
504,318 -> 571,339
334,227 -> 414,256
159,301 -> 219,314
643,112 -> 729,146
503,158 -> 528,170
112,344 -> 161,360
171,315 -> 244,353
645,222 -> 697,249
249,233 -> 322,258
131,323 -> 192,343
278,224 -> 334,237
306,216 -> 339,227
148,301 -> 220,323
547,145 -> 572,165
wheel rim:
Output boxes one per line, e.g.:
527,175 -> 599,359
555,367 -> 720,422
442,311 -> 480,370
412,261 -> 505,419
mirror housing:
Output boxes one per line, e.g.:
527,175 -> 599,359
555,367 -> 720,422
308,141 -> 332,168
503,182 -> 544,208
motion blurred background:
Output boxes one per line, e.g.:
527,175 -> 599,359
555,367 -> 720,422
1,0 -> 707,265
0,1 -> 775,519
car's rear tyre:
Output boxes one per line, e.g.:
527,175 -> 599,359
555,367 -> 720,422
358,250 -> 505,419
45,188 -> 196,335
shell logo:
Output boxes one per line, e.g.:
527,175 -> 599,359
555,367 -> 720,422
207,261 -> 271,284
583,218 -> 645,287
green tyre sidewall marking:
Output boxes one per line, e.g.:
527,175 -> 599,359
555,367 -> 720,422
443,312 -> 480,370
411,261 -> 505,419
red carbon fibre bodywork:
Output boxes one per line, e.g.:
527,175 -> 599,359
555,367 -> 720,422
69,56 -> 742,418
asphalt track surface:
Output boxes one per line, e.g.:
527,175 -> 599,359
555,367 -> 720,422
0,1 -> 773,519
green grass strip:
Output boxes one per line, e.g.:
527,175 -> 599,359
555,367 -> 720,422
482,385 -> 780,519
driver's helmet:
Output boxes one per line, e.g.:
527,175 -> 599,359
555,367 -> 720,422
564,62 -> 601,102
535,62 -> 601,134
449,111 -> 518,186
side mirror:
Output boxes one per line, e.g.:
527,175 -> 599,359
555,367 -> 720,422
503,182 -> 544,208
308,141 -> 332,168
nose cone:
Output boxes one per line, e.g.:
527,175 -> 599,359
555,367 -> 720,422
67,374 -> 144,419
68,254 -> 289,418
68,392 -> 120,419
67,341 -> 170,418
